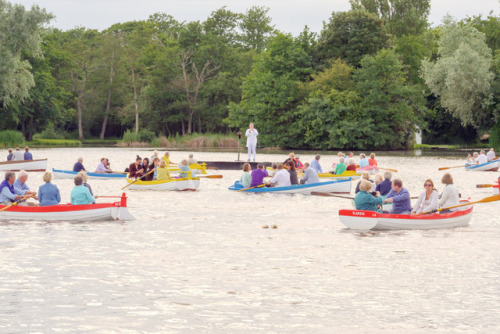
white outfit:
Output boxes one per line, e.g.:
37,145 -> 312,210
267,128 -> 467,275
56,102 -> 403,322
439,184 -> 460,212
412,190 -> 439,214
476,154 -> 488,164
487,150 -> 496,162
271,169 -> 291,187
245,128 -> 258,161
12,151 -> 24,161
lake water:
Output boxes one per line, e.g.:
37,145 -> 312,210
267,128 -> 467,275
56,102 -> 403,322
1,148 -> 499,333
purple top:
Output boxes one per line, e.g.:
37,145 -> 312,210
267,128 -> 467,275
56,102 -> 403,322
96,162 -> 108,172
250,168 -> 268,187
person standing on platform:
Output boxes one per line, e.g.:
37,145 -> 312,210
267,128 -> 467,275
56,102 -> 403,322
245,123 -> 258,162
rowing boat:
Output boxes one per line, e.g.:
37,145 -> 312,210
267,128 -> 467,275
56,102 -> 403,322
339,200 -> 472,230
0,159 -> 48,172
465,159 -> 500,172
356,165 -> 379,174
0,193 -> 134,222
53,168 -> 126,180
266,167 -> 360,180
125,177 -> 200,191
167,163 -> 207,175
229,178 -> 352,194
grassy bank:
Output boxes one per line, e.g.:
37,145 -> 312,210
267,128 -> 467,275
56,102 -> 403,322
119,133 -> 240,149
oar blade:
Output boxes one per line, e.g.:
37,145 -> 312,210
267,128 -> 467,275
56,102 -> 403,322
478,194 -> 500,203
476,184 -> 494,188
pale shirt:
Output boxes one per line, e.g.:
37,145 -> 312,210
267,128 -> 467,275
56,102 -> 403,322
13,179 -> 29,195
271,169 -> 291,187
96,162 -> 108,172
439,184 -> 460,212
412,190 -> 439,214
12,151 -> 24,161
240,171 -> 252,188
187,158 -> 197,165
245,128 -> 258,147
476,154 -> 488,164
0,186 -> 23,203
302,167 -> 320,184
487,150 -> 496,162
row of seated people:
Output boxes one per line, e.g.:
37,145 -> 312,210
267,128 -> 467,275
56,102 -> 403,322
6,147 -> 33,161
240,161 -> 321,188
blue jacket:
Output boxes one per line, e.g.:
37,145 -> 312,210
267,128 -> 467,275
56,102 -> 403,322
310,159 -> 323,173
385,188 -> 411,214
354,191 -> 384,212
38,182 -> 61,206
24,152 -> 33,160
376,179 -> 392,196
73,161 -> 85,172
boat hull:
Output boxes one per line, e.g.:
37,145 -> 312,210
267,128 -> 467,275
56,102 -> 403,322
465,160 -> 500,171
339,202 -> 473,230
0,159 -> 48,172
356,166 -> 379,174
53,168 -> 126,180
229,178 -> 352,194
125,177 -> 200,191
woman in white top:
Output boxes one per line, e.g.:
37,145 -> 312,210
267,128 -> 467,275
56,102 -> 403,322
439,173 -> 460,212
411,179 -> 439,214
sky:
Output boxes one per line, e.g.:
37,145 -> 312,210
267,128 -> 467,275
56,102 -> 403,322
9,0 -> 500,35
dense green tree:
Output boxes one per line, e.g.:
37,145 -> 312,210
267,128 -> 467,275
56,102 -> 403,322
238,6 -> 275,52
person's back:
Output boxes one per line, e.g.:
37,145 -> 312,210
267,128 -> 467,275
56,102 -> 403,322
288,169 -> 298,185
368,158 -> 377,166
354,191 -> 383,212
241,171 -> 251,187
251,168 -> 268,187
7,150 -> 13,161
157,167 -> 170,180
302,167 -> 319,184
487,149 -> 496,162
73,161 -> 85,172
335,163 -> 347,175
271,169 -> 291,187
39,182 -> 61,206
187,158 -> 197,165
24,151 -> 33,160
12,150 -> 24,161
376,179 -> 392,196
71,185 -> 95,205
477,153 -> 488,164
359,158 -> 369,168
179,164 -> 191,178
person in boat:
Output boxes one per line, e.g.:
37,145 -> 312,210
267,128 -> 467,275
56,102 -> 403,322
268,163 -> 278,177
179,159 -> 193,178
295,155 -> 304,170
73,157 -> 86,172
151,150 -> 160,161
300,162 -> 319,184
466,154 -> 475,164
334,157 -> 347,175
358,154 -> 369,168
150,158 -> 160,181
383,179 -> 411,214
286,160 -> 299,185
11,148 -> 24,161
331,152 -> 344,169
0,172 -> 27,205
163,152 -> 176,166
96,158 -> 112,173
245,123 -> 258,162
348,152 -> 355,163
487,148 -> 496,162
128,156 -> 144,179
77,171 -> 94,197
368,153 -> 377,167
355,172 -> 374,194
7,148 -> 13,161
156,160 -> 171,180
38,172 -> 61,206
375,171 -> 392,196
412,179 -> 439,215
71,175 -> 96,205
439,173 -> 460,213
284,153 -> 298,167
187,154 -> 198,166
310,155 -> 323,174
470,152 -> 479,164
354,180 -> 383,212
346,158 -> 357,172
268,163 -> 291,187
24,146 -> 33,160
476,150 -> 488,164
13,170 -> 38,202
251,163 -> 268,188
141,157 -> 151,179
373,173 -> 383,190
241,163 -> 252,188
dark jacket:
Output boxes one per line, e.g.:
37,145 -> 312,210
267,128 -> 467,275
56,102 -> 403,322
376,179 -> 392,196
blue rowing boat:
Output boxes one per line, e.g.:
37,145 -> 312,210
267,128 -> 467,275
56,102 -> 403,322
229,178 -> 352,194
52,168 -> 127,180
465,159 -> 500,172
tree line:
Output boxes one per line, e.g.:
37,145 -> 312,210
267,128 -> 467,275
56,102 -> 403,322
1,0 -> 499,149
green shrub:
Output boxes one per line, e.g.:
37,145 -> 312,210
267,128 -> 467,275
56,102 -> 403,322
489,124 -> 500,150
121,129 -> 141,144
0,130 -> 24,147
35,122 -> 63,139
139,129 -> 156,143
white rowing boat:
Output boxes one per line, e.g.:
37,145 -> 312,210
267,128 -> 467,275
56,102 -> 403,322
0,194 -> 134,221
465,159 -> 500,172
0,159 -> 48,172
125,177 -> 200,191
339,201 -> 473,230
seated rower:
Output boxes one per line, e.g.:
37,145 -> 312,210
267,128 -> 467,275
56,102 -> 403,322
77,171 -> 94,201
383,179 -> 411,214
358,153 -> 369,168
346,158 -> 357,172
487,148 -> 496,162
0,172 -> 28,205
13,170 -> 38,204
163,152 -> 176,166
96,158 -> 112,173
179,159 -> 192,178
141,157 -> 152,180
11,148 -> 24,161
439,173 -> 459,213
476,150 -> 487,164
412,179 -> 438,215
38,172 -> 61,206
286,160 -> 299,185
268,163 -> 278,178
71,175 -> 96,205
73,157 -> 86,172
375,171 -> 392,196
267,163 -> 291,187
354,180 -> 383,212
187,154 -> 198,166
310,155 -> 323,174
300,162 -> 319,184
368,153 -> 377,167
24,146 -> 33,160
251,164 -> 268,188
466,154 -> 475,164
295,155 -> 304,170
128,156 -> 144,179
7,148 -> 13,161
355,172 -> 374,194
241,163 -> 252,188
156,160 -> 171,180
334,157 -> 347,175
151,158 -> 160,180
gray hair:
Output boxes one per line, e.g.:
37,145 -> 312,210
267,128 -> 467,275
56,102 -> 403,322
5,171 -> 15,181
374,173 -> 383,183
74,175 -> 83,186
18,170 -> 28,179
339,157 -> 345,164
315,154 -> 321,160
360,153 -> 366,159
348,158 -> 355,165
383,171 -> 392,180
78,157 -> 83,162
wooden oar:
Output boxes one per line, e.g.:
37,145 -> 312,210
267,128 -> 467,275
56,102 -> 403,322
110,171 -> 128,174
378,167 -> 398,172
236,184 -> 265,192
311,192 -> 354,199
422,194 -> 500,214
197,174 -> 223,179
0,194 -> 35,213
121,169 -> 154,190
438,165 -> 465,171
476,184 -> 498,188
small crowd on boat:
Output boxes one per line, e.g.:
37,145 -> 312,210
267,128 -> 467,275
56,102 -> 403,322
466,148 -> 496,165
6,147 -> 34,161
125,151 -> 198,181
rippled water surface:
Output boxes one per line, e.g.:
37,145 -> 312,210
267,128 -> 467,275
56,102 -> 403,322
1,148 -> 500,333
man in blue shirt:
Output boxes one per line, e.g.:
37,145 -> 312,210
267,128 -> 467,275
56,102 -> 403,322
23,147 -> 33,160
13,170 -> 38,201
73,157 -> 86,172
383,179 -> 411,214
310,154 -> 323,174
7,148 -> 13,161
375,171 -> 392,196
0,172 -> 26,205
